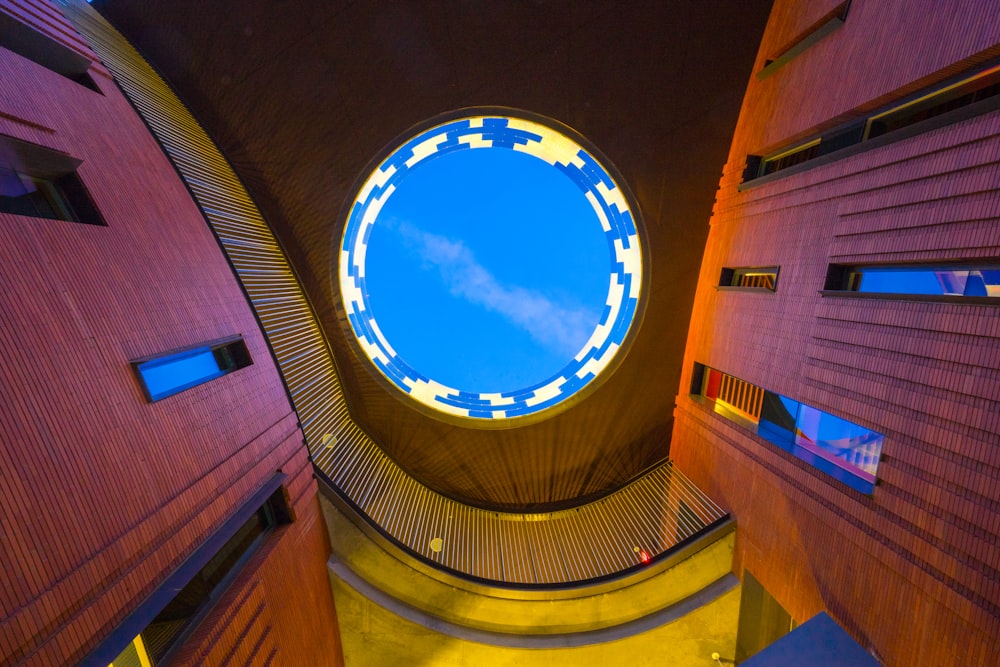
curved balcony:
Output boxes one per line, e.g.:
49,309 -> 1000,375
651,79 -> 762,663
71,2 -> 732,588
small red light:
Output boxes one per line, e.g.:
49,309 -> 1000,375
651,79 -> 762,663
639,549 -> 650,564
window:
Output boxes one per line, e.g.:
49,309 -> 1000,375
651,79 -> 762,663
825,264 -> 1000,298
760,139 -> 821,176
757,1 -> 851,80
744,60 -> 1000,183
107,485 -> 293,667
0,11 -> 101,92
693,363 -> 883,494
132,337 -> 253,402
865,63 -> 1000,140
0,135 -> 105,225
720,266 -> 780,291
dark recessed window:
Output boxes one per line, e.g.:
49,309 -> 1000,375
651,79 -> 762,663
0,11 -> 102,92
108,487 -> 292,667
865,64 -> 1000,140
692,363 -> 883,494
0,135 -> 105,225
720,266 -> 780,291
744,60 -> 1000,183
760,139 -> 821,176
133,337 -> 253,402
758,1 -> 851,79
825,264 -> 1000,298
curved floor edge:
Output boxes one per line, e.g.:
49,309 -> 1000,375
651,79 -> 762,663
328,559 -> 740,649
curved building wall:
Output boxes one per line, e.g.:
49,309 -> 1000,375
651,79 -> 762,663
673,1 -> 1000,665
0,1 -> 342,664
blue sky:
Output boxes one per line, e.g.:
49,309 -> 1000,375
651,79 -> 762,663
364,147 -> 609,392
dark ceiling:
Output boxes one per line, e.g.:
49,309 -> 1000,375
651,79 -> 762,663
96,0 -> 773,511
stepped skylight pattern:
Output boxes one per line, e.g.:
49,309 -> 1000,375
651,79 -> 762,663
339,114 -> 642,420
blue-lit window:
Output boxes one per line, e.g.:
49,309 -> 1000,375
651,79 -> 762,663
133,337 -> 252,402
826,264 -> 1000,298
694,363 -> 883,494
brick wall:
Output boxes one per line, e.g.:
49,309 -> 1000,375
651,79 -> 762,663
0,1 -> 342,664
672,1 -> 1000,665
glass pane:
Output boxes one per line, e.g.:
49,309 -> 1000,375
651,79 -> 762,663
758,392 -> 799,445
137,347 -> 223,400
979,270 -> 1000,297
856,268 -> 957,295
852,266 -> 1000,297
794,405 -> 882,479
0,167 -> 43,217
703,368 -> 722,400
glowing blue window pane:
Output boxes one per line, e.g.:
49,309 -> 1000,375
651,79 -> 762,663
756,389 -> 880,494
853,267 -> 1000,297
794,405 -> 882,481
137,347 -> 223,401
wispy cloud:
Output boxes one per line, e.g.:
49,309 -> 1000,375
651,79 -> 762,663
396,221 -> 598,357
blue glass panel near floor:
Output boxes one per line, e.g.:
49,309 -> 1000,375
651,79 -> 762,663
137,347 -> 224,400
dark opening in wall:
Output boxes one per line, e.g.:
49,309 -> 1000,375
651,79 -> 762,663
0,11 -> 102,93
102,479 -> 293,667
720,266 -> 780,291
692,362 -> 883,494
757,1 -> 851,80
744,60 -> 1000,183
0,135 -> 105,226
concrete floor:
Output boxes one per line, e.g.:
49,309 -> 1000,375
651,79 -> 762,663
329,569 -> 740,667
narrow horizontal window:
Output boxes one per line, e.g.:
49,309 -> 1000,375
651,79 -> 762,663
826,264 -> 1000,298
108,485 -> 292,666
0,135 -> 105,225
693,363 -> 883,494
758,1 -> 851,79
760,139 -> 821,176
744,60 -> 1000,184
133,337 -> 253,402
0,11 -> 101,93
865,63 -> 1000,140
720,266 -> 779,291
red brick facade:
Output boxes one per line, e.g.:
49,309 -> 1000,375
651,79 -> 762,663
0,1 -> 342,664
672,1 -> 1000,664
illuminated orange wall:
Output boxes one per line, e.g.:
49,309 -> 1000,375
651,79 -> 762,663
672,1 -> 1000,665
0,1 -> 342,664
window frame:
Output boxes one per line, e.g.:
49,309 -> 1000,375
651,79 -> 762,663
94,475 -> 293,667
719,266 -> 780,292
131,336 -> 254,402
692,363 -> 883,494
823,262 -> 1000,302
742,59 -> 1000,186
0,134 -> 106,226
0,11 -> 102,93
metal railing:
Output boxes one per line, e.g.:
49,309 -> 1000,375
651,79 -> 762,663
68,0 -> 729,586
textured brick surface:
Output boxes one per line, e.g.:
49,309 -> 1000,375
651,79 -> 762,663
672,1 -> 1000,665
0,2 -> 342,665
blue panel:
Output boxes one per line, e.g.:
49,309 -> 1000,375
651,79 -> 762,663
137,347 -> 222,401
741,613 -> 881,667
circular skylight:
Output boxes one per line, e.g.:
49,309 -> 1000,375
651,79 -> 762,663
338,112 -> 643,423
